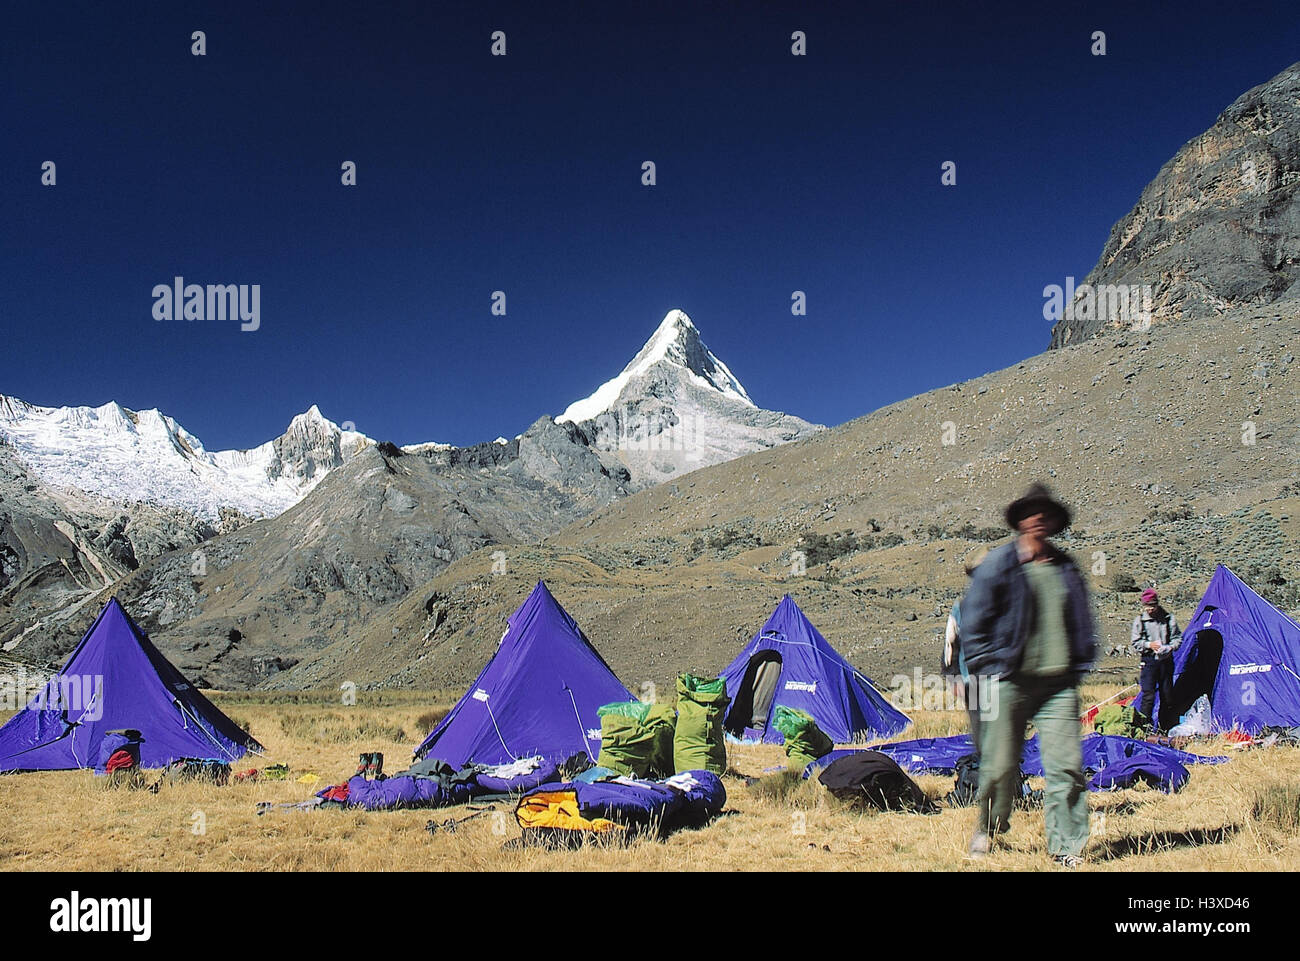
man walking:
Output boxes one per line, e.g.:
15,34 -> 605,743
960,483 -> 1097,867
1132,588 -> 1182,731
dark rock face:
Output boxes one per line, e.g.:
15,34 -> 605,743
93,515 -> 138,570
0,445 -> 218,654
1050,61 -> 1300,347
265,408 -> 352,484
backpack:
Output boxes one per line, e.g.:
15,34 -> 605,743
818,751 -> 937,813
946,753 -> 981,807
946,752 -> 1042,809
96,729 -> 143,773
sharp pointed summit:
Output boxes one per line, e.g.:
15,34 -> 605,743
558,310 -> 754,424
556,309 -> 821,485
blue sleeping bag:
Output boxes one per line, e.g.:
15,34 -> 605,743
343,774 -> 474,811
334,757 -> 566,811
522,770 -> 726,834
474,758 -> 561,794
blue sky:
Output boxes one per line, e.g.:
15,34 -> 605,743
3,1 -> 1297,449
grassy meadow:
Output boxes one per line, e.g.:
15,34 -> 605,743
1,683 -> 1298,872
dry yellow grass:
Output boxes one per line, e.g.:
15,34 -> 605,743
2,684 -> 1298,872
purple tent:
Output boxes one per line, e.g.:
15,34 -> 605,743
1156,565 -> 1300,733
0,597 -> 261,772
719,595 -> 911,744
413,581 -> 634,768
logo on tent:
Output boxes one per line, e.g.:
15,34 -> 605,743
586,728 -> 601,740
472,689 -> 490,702
784,680 -> 817,693
1229,663 -> 1272,676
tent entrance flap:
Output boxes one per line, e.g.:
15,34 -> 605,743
726,651 -> 782,736
1168,628 -> 1224,721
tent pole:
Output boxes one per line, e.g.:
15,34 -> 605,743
1080,684 -> 1138,719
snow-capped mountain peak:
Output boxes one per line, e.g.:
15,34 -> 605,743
557,309 -> 754,424
0,393 -> 373,521
552,309 -> 821,486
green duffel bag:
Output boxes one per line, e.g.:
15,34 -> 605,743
643,702 -> 678,778
597,713 -> 655,777
773,705 -> 834,771
597,700 -> 652,723
673,673 -> 730,775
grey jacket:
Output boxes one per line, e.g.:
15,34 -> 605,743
960,541 -> 1097,682
1130,610 -> 1182,660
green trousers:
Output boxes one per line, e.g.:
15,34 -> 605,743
975,675 -> 1089,857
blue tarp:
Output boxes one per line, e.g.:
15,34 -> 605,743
718,595 -> 911,745
0,598 -> 260,772
414,582 -> 635,768
802,736 -> 974,778
1020,733 -> 1227,778
803,734 -> 1226,794
861,735 -> 975,774
1089,756 -> 1189,793
1157,565 -> 1300,733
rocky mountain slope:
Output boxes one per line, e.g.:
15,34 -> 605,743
1050,61 -> 1300,346
4,416 -> 633,685
277,296 -> 1299,696
0,442 -> 223,651
0,399 -> 376,658
0,310 -> 819,680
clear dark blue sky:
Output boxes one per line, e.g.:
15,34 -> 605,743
4,1 -> 1297,449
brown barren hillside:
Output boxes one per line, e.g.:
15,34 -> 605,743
280,299 -> 1299,695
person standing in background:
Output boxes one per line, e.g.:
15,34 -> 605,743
1132,588 -> 1182,731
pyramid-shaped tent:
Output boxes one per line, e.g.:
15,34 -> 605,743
719,595 -> 911,744
0,597 -> 261,772
414,581 -> 634,767
1156,565 -> 1300,733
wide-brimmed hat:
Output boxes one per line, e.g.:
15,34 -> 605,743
1004,483 -> 1071,535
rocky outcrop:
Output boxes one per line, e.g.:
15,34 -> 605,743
0,445 -> 217,656
262,405 -> 369,486
1050,61 -> 1300,346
